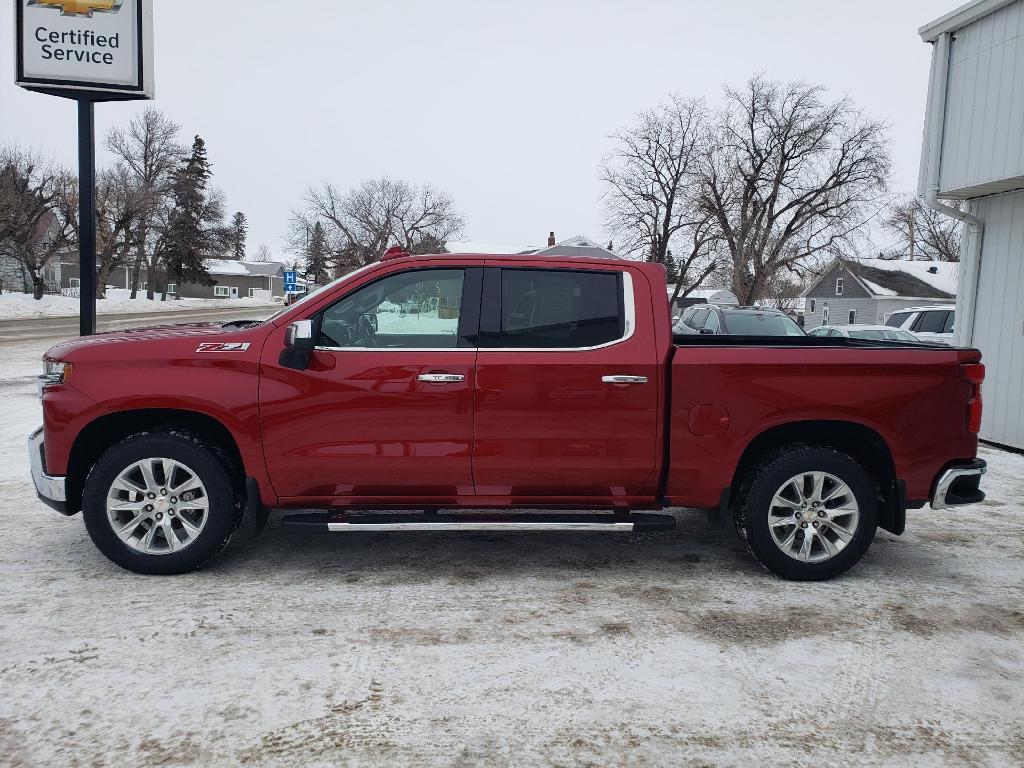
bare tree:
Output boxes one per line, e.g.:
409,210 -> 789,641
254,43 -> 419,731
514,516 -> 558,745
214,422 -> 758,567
290,177 -> 464,274
94,165 -> 143,299
700,76 -> 891,305
602,94 -> 723,299
882,195 -> 960,262
252,244 -> 273,262
105,108 -> 185,299
0,146 -> 77,299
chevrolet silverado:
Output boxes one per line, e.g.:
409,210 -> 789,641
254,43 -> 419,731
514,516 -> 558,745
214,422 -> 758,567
29,252 -> 987,579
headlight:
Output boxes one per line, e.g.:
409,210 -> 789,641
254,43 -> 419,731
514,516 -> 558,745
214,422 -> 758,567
42,359 -> 73,385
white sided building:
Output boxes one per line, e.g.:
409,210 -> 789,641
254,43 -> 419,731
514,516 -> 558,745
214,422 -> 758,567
920,0 -> 1024,449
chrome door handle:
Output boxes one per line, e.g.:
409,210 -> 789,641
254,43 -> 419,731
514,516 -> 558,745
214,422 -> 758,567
602,375 -> 648,384
418,373 -> 465,383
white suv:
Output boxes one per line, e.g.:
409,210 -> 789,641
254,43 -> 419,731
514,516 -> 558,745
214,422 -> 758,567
884,305 -> 955,345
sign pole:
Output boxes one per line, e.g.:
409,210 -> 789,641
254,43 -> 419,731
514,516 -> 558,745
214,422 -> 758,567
77,97 -> 97,336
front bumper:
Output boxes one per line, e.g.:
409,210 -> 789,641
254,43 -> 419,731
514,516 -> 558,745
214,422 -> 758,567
930,459 -> 987,510
28,427 -> 69,515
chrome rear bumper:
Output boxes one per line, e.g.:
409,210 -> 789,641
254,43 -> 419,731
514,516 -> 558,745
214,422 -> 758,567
930,459 -> 987,510
28,427 -> 68,513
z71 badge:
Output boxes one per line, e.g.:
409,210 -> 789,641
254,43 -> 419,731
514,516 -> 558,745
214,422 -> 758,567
196,342 -> 251,353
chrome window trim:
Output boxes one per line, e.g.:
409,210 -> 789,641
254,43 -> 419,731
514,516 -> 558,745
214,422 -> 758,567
314,270 -> 636,354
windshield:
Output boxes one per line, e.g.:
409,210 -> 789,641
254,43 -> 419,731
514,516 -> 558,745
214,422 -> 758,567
848,328 -> 917,341
723,312 -> 805,336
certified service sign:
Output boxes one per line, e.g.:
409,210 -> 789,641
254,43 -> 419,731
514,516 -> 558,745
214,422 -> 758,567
15,0 -> 154,98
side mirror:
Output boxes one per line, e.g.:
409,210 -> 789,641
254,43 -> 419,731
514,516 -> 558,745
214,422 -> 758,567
285,319 -> 315,351
280,319 -> 316,371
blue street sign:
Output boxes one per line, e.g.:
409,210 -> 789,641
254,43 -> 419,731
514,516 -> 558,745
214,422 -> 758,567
284,270 -> 298,292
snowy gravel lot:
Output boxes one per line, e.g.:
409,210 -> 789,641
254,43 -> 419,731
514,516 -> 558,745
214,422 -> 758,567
1,338 -> 1022,767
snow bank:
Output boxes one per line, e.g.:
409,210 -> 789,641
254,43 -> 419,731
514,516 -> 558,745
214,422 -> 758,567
0,289 -> 274,320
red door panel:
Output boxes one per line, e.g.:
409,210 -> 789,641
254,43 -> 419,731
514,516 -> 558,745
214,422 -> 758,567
473,351 -> 660,500
260,332 -> 476,503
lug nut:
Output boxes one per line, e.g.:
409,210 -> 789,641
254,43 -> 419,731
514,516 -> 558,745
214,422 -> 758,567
170,497 -> 177,504
169,509 -> 175,516
818,510 -> 826,517
145,504 -> 153,512
801,522 -> 808,529
155,512 -> 163,521
147,493 -> 156,499
160,489 -> 167,496
812,522 -> 819,528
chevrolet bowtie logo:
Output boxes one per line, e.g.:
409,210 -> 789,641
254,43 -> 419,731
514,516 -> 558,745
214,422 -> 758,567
27,0 -> 124,17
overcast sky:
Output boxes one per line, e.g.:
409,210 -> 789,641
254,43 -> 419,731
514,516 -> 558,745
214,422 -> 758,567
1,0 -> 955,258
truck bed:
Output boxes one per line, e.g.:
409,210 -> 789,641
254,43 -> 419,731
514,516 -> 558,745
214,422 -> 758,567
666,337 -> 981,509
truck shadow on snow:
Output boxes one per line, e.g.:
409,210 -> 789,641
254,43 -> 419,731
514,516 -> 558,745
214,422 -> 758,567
209,507 -> 936,584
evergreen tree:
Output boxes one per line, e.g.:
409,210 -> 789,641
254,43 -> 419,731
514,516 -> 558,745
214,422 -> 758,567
230,211 -> 247,260
305,220 -> 330,284
163,136 -> 222,298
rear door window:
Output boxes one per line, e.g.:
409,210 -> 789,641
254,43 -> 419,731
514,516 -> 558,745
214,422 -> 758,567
494,269 -> 625,348
703,310 -> 721,333
914,310 -> 949,334
886,312 -> 911,328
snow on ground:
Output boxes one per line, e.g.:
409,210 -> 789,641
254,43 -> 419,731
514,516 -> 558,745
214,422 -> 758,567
0,340 -> 1022,766
378,310 -> 458,335
0,289 -> 276,320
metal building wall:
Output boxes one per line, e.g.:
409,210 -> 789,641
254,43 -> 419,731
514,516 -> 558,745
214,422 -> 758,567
939,0 -> 1024,196
968,188 -> 1024,448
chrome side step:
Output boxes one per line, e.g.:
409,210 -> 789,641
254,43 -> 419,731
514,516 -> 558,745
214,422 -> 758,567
281,512 -> 675,534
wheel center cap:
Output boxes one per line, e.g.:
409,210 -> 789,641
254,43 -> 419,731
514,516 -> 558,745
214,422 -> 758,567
153,497 -> 170,514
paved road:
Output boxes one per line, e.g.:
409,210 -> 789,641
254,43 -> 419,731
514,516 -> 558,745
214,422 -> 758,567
0,306 -> 278,344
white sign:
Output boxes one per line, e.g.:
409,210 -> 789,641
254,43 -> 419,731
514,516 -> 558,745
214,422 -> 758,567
15,0 -> 154,98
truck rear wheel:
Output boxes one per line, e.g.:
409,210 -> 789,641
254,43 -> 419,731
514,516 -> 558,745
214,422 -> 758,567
82,432 -> 241,575
734,445 -> 878,581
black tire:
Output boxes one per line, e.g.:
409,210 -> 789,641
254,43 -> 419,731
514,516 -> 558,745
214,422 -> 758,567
82,431 -> 241,575
734,445 -> 878,581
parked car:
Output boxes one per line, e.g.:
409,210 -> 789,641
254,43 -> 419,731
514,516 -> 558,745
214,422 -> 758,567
809,324 -> 921,342
884,305 -> 956,345
675,305 -> 806,337
30,253 -> 986,581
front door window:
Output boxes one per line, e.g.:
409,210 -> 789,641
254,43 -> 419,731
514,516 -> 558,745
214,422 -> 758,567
318,269 -> 465,348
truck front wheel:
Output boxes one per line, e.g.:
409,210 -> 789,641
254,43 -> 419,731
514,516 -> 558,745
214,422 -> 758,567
81,432 -> 240,575
734,445 -> 878,581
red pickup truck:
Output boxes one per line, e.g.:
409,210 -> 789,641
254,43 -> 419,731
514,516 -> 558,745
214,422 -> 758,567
29,252 -> 987,580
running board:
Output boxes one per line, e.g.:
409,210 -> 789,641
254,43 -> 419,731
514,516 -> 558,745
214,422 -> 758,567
281,512 -> 676,534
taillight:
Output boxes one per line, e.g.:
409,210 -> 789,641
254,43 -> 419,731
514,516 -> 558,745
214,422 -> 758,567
959,363 -> 985,434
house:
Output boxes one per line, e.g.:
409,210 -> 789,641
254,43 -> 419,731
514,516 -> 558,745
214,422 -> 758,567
668,286 -> 740,314
57,259 -> 131,292
176,260 -> 289,299
524,233 -> 620,259
801,258 -> 956,329
919,0 -> 1024,448
0,211 -> 74,293
238,261 -> 289,297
